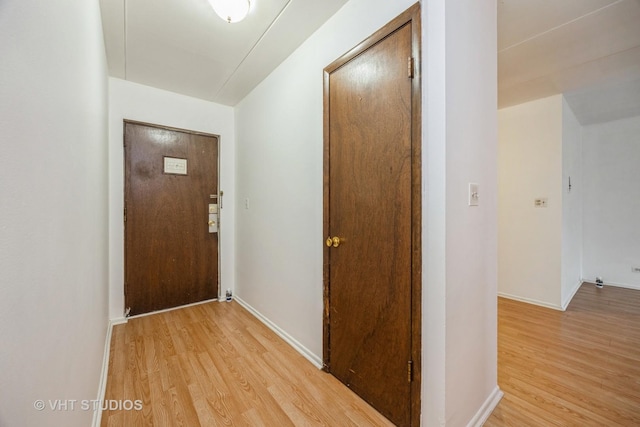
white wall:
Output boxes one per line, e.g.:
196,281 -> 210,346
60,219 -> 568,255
438,0 -> 500,425
499,95 -> 587,309
498,95 -> 564,309
236,0 -> 500,424
0,1 -> 109,426
108,78 -> 235,320
424,1 -> 448,423
583,115 -> 640,289
561,98 -> 583,306
234,0 -> 417,366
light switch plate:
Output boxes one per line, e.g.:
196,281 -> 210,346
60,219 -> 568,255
469,183 -> 479,206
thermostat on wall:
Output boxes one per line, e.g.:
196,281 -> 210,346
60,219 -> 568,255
534,198 -> 548,207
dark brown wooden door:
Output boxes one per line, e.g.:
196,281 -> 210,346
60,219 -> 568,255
124,121 -> 219,316
323,6 -> 421,426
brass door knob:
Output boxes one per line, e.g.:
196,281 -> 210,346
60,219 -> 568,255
325,236 -> 342,248
208,220 -> 216,226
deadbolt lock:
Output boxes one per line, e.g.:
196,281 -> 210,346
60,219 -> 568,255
208,203 -> 219,234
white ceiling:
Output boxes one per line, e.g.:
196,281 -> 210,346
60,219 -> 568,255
101,0 -> 640,124
498,0 -> 640,125
99,0 -> 348,106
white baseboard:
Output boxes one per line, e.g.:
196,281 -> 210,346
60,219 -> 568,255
110,317 -> 128,325
582,278 -> 640,291
466,386 -> 504,427
126,298 -> 219,320
92,319 -> 116,427
561,279 -> 583,310
234,296 -> 323,369
498,292 -> 564,311
500,279 -> 640,312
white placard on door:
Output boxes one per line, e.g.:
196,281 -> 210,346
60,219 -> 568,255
163,157 -> 187,175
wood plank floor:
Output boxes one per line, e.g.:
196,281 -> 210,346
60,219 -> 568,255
100,301 -> 394,426
486,283 -> 640,426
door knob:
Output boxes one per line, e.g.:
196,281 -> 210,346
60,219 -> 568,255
325,236 -> 342,248
208,220 -> 216,226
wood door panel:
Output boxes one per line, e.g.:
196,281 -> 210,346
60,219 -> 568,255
325,20 -> 415,427
125,122 -> 218,316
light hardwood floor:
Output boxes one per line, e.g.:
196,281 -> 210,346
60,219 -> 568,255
102,284 -> 640,426
486,283 -> 640,426
100,300 -> 394,426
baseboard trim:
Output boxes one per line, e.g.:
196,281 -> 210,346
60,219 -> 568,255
498,292 -> 564,311
466,386 -> 504,427
125,298 -> 219,320
110,317 -> 128,325
234,296 -> 323,369
561,279 -> 583,310
500,279 -> 639,312
582,278 -> 640,291
91,319 -> 116,427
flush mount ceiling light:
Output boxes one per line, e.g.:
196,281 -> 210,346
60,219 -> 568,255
208,0 -> 251,23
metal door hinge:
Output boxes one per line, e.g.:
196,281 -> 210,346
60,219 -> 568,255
408,360 -> 413,382
408,57 -> 414,79
124,207 -> 127,222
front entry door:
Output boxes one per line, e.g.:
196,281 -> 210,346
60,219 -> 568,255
323,5 -> 421,427
124,121 -> 219,316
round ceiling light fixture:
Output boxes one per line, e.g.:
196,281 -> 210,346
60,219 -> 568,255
208,0 -> 251,23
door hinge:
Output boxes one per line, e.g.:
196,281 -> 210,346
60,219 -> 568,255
408,360 -> 413,382
123,207 -> 127,222
408,57 -> 414,79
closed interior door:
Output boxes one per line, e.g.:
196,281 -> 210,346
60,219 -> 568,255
323,5 -> 421,426
124,121 -> 219,316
